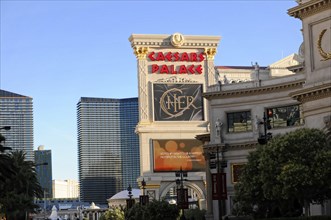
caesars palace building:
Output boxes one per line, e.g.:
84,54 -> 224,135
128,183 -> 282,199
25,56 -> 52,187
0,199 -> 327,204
128,0 -> 330,219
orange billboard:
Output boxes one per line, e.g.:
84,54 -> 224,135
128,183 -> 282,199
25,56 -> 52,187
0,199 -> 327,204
153,139 -> 206,172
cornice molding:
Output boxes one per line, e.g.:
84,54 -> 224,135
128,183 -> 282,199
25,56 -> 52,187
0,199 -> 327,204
195,133 -> 210,142
203,79 -> 305,100
129,34 -> 221,49
203,141 -> 257,153
288,0 -> 331,19
289,82 -> 331,103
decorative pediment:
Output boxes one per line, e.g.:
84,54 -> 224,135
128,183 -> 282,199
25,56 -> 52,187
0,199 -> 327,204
269,53 -> 301,69
288,0 -> 331,19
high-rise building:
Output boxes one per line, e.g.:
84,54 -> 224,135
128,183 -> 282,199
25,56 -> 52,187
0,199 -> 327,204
34,145 -> 53,198
0,89 -> 34,161
52,179 -> 79,198
77,97 -> 139,204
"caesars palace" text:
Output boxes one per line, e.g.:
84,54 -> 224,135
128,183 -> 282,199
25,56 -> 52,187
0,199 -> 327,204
148,51 -> 205,74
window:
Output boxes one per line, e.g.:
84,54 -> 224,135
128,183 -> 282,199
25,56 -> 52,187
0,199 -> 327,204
231,163 -> 245,183
227,111 -> 252,133
266,105 -> 302,128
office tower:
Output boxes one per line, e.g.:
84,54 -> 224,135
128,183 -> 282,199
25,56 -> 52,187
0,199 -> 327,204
34,145 -> 53,198
0,89 -> 34,161
52,179 -> 79,198
77,97 -> 139,204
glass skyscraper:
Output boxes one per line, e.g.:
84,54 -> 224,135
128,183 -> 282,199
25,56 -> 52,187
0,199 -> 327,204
77,97 -> 139,204
0,89 -> 34,161
34,145 -> 53,198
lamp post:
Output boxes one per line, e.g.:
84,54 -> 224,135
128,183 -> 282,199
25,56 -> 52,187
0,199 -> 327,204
0,126 -> 11,131
257,112 -> 272,145
142,178 -> 146,196
35,162 -> 48,220
139,178 -> 149,205
126,184 -> 135,209
175,168 -> 188,220
0,126 -> 12,152
214,119 -> 227,220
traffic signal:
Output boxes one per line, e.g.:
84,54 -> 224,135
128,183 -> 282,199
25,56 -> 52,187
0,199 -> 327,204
267,119 -> 272,130
267,109 -> 273,117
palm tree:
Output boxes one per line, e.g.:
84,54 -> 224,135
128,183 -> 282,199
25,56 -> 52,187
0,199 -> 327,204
0,150 -> 43,220
0,133 -> 14,213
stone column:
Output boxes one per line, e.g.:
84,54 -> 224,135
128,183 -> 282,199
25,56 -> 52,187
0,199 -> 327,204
203,150 -> 214,220
204,48 -> 218,88
133,46 -> 150,124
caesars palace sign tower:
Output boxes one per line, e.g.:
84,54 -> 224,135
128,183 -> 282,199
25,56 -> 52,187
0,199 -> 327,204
129,33 -> 221,204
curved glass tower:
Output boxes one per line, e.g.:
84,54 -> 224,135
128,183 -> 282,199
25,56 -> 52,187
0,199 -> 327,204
0,89 -> 34,161
77,97 -> 139,204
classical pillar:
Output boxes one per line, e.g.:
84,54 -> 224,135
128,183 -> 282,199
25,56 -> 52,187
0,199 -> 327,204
204,48 -> 218,88
133,46 -> 150,124
203,150 -> 214,220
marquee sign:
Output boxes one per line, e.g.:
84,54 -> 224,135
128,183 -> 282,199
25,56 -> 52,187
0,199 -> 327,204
153,84 -> 203,121
153,139 -> 205,172
148,51 -> 205,74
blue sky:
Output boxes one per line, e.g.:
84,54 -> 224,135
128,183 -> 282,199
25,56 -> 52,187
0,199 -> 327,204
0,0 -> 302,181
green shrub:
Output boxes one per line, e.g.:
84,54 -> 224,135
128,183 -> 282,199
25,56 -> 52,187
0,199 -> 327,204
125,199 -> 179,220
184,208 -> 206,220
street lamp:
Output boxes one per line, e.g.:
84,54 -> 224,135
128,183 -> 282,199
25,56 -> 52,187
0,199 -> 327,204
126,184 -> 135,209
0,126 -> 12,152
35,162 -> 48,220
257,112 -> 272,145
0,126 -> 11,131
175,168 -> 188,220
214,119 -> 227,220
139,178 -> 149,205
142,178 -> 146,195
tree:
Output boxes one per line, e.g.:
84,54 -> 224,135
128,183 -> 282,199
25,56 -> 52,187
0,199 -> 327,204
99,206 -> 125,220
184,208 -> 206,220
234,128 -> 331,218
0,150 -> 43,220
125,199 -> 180,220
0,134 -> 13,184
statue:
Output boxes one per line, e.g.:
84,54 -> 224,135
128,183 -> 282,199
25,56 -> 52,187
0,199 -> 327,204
223,75 -> 229,84
251,62 -> 260,80
254,115 -> 261,133
215,119 -> 223,143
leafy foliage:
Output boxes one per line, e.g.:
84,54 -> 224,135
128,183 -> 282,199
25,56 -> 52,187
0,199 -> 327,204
99,206 -> 125,220
184,208 -> 206,220
0,150 -> 43,219
234,128 -> 331,218
125,199 -> 180,220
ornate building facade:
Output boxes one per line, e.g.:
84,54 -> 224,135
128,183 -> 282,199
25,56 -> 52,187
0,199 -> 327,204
128,32 -> 303,211
129,33 -> 221,208
201,0 -> 331,219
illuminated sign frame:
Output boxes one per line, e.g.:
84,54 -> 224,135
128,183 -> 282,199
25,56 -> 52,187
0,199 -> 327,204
153,83 -> 204,121
152,139 -> 205,172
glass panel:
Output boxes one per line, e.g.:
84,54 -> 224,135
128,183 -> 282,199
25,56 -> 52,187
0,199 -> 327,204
267,105 -> 301,128
227,111 -> 252,133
